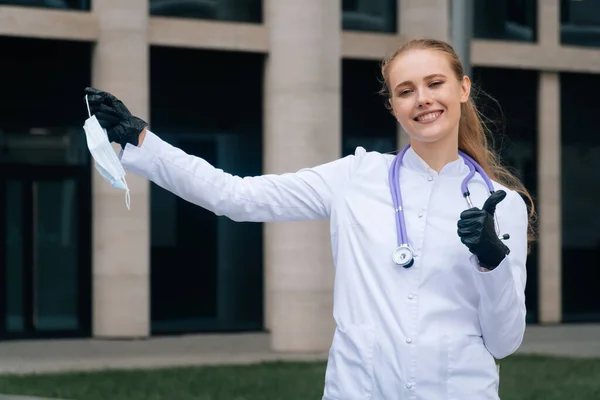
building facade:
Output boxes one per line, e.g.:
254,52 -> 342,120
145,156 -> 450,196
0,0 -> 599,352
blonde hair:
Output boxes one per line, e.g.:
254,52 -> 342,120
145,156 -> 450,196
380,38 -> 536,249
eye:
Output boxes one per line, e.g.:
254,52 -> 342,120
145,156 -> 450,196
398,89 -> 412,97
429,81 -> 443,88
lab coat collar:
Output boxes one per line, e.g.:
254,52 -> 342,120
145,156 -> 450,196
402,146 -> 469,176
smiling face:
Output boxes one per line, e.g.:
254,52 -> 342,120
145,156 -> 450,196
387,49 -> 471,145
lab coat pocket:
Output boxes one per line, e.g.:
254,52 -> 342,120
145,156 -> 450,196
324,324 -> 377,400
447,336 -> 499,400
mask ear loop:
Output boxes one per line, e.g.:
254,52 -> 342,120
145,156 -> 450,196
85,95 -> 92,118
122,177 -> 131,211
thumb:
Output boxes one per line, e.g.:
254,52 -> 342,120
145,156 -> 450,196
481,190 -> 506,215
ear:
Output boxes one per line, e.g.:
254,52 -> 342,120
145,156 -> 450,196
460,75 -> 471,103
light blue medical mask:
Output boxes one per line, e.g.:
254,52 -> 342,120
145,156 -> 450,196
83,95 -> 131,210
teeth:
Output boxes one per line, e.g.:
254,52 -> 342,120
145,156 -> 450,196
417,111 -> 441,122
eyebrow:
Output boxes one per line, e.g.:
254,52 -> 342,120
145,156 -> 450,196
394,73 -> 447,91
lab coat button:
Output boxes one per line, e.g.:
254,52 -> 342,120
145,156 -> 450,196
418,212 -> 424,218
427,176 -> 433,181
406,337 -> 412,344
406,382 -> 413,389
408,294 -> 414,300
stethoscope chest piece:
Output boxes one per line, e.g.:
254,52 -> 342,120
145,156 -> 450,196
393,245 -> 414,268
388,145 -> 509,271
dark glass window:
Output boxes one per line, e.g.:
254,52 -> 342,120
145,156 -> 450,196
0,0 -> 90,11
0,37 -> 92,340
561,0 -> 600,48
560,72 -> 600,321
342,59 -> 397,156
342,0 -> 396,33
150,47 -> 264,333
471,67 -> 539,323
150,0 -> 262,24
473,0 -> 537,42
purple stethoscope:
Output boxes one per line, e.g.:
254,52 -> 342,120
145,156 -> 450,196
388,145 -> 509,268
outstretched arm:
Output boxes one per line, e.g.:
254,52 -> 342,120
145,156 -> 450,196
121,129 -> 356,222
84,87 -> 356,223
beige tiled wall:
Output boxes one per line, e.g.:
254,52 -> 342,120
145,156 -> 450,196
537,72 -> 562,324
398,0 -> 450,41
91,0 -> 150,338
263,0 -> 341,352
535,0 -> 562,324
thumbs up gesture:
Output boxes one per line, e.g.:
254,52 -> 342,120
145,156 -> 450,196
457,190 -> 510,270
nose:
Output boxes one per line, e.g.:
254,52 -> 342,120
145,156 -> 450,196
416,90 -> 432,108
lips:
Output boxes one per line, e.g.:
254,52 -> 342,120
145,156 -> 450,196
413,110 -> 443,123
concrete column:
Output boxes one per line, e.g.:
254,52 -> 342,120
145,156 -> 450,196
537,72 -> 562,324
397,0 -> 450,41
396,0 -> 450,148
537,0 -> 562,324
91,0 -> 150,337
263,0 -> 341,352
538,0 -> 560,48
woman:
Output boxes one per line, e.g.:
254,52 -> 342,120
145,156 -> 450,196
84,38 -> 535,399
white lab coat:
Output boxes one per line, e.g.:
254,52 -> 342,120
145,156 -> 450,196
120,130 -> 528,400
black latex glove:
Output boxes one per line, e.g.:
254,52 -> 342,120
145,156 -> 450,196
84,87 -> 148,149
457,190 -> 510,270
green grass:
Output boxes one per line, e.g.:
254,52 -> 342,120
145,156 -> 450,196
0,355 -> 599,400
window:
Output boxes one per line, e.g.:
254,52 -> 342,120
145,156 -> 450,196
0,0 -> 90,11
471,67 -> 539,323
561,0 -> 600,48
0,37 -> 92,339
560,72 -> 600,321
342,59 -> 397,156
150,0 -> 262,24
150,47 -> 265,333
473,0 -> 537,42
342,0 -> 396,33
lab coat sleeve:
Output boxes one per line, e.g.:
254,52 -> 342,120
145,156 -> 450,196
119,130 -> 357,222
470,191 -> 528,359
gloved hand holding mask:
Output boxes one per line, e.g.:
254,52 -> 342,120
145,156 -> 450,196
82,87 -> 146,211
83,87 -> 148,149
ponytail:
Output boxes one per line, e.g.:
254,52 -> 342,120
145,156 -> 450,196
459,98 -> 537,248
